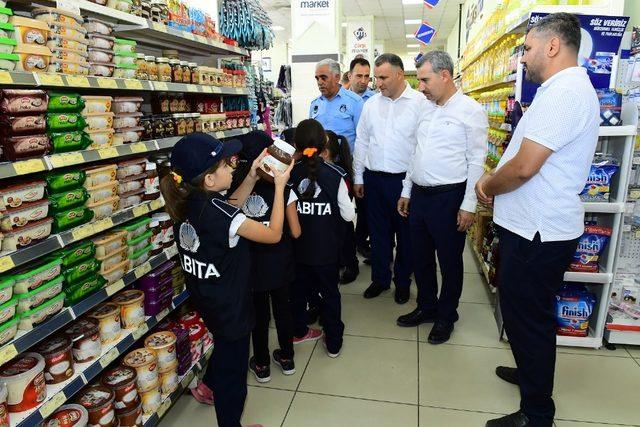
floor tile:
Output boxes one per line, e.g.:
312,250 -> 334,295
419,406 -> 499,426
556,344 -> 632,358
342,293 -> 418,341
248,328 -> 316,391
460,273 -> 494,305
299,335 -> 419,404
283,392 -> 418,427
339,262 -> 418,300
625,346 -> 640,359
555,421 -> 629,427
419,343 -> 519,414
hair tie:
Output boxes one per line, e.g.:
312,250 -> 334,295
171,171 -> 183,185
303,148 -> 318,158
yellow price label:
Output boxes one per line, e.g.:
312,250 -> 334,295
39,392 -> 67,418
124,79 -> 143,90
157,308 -> 170,321
183,32 -> 195,41
98,147 -> 119,159
215,132 -> 225,139
181,372 -> 194,388
210,86 -> 221,94
166,245 -> 178,259
186,84 -> 198,92
153,81 -> 168,91
150,199 -> 164,211
66,75 -> 90,87
152,22 -> 167,32
0,256 -> 15,274
133,204 -> 150,217
157,398 -> 172,417
40,73 -> 65,86
202,86 -> 213,93
0,344 -> 18,365
100,347 -> 120,368
71,224 -> 95,241
93,218 -> 114,234
96,77 -> 118,89
132,323 -> 149,341
106,279 -> 125,296
0,71 -> 13,84
136,262 -> 152,278
49,152 -> 84,168
130,142 -> 149,154
13,159 -> 45,175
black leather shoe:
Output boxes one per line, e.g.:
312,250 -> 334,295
427,321 -> 454,344
340,264 -> 359,284
397,308 -> 436,327
394,287 -> 410,304
357,244 -> 371,259
496,366 -> 519,386
363,282 -> 390,299
486,411 -> 531,427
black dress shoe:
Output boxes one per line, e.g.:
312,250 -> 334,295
397,308 -> 436,327
496,366 -> 519,386
363,282 -> 389,299
394,287 -> 410,304
357,245 -> 371,259
486,411 -> 531,427
427,321 -> 454,344
340,264 -> 359,284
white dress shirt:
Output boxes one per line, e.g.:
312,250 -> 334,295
494,67 -> 600,242
402,91 -> 488,213
353,83 -> 428,185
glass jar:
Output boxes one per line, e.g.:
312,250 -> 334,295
145,56 -> 158,81
180,61 -> 190,84
173,114 -> 187,136
156,57 -> 171,82
151,115 -> 166,139
136,53 -> 148,80
178,94 -> 188,113
157,92 -> 170,114
186,113 -> 199,134
140,115 -> 153,140
169,59 -> 182,83
189,63 -> 199,85
162,115 -> 175,137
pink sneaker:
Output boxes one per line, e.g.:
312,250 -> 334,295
293,328 -> 323,344
190,382 -> 214,405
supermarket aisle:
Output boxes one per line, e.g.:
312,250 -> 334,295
160,245 -> 640,427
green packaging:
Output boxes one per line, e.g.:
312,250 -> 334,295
64,274 -> 106,306
49,131 -> 91,154
47,93 -> 85,113
63,258 -> 100,285
49,188 -> 89,213
46,169 -> 86,192
52,206 -> 93,233
46,113 -> 86,132
56,241 -> 96,267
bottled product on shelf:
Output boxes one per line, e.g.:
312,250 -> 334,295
462,34 -> 522,92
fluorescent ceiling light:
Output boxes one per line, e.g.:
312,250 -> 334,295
272,26 -> 285,31
407,44 -> 420,48
341,23 -> 348,27
402,0 -> 424,4
406,33 -> 416,38
408,51 -> 420,55
404,19 -> 422,25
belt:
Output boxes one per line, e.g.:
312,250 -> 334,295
365,169 -> 405,178
413,181 -> 466,195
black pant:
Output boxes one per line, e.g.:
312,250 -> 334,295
292,262 -> 344,353
202,334 -> 250,427
410,185 -> 466,323
355,196 -> 369,249
252,285 -> 294,366
498,227 -> 578,426
339,220 -> 359,268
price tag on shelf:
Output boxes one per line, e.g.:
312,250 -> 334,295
130,142 -> 149,154
630,189 -> 640,200
39,391 -> 67,418
106,279 -> 125,296
183,32 -> 195,41
132,323 -> 149,341
202,86 -> 213,94
97,78 -> 118,89
13,159 -> 45,175
150,199 -> 164,211
40,73 -> 65,86
98,147 -> 119,159
100,347 -> 120,368
0,344 -> 18,365
0,71 -> 13,84
49,152 -> 84,168
66,75 -> 90,87
181,372 -> 194,388
186,84 -> 198,92
71,224 -> 95,241
215,132 -> 225,139
135,262 -> 152,279
133,204 -> 149,217
157,398 -> 172,417
124,79 -> 143,90
93,217 -> 114,233
157,308 -> 170,321
154,81 -> 168,91
152,22 -> 167,32
0,256 -> 15,274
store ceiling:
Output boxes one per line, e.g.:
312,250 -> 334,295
261,0 -> 464,56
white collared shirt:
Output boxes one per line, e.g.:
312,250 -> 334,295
494,67 -> 600,242
353,83 -> 428,184
402,91 -> 488,212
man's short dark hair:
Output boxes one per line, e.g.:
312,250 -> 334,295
350,57 -> 370,72
374,53 -> 404,71
528,12 -> 581,53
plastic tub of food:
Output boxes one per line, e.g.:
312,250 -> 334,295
83,111 -> 113,131
0,21 -> 12,38
112,63 -> 136,79
0,297 -> 16,324
1,133 -> 51,161
84,164 -> 117,187
58,240 -> 95,267
112,97 -> 143,114
101,365 -> 139,412
87,302 -> 121,345
35,335 -> 74,384
123,348 -> 158,393
0,36 -> 15,54
49,23 -> 86,42
92,230 -> 126,258
63,258 -> 100,286
116,158 -> 146,179
97,247 -> 127,273
18,293 -> 64,331
144,331 -> 176,373
50,130 -> 92,154
0,317 -> 18,345
87,196 -> 119,221
0,180 -> 45,212
82,95 -> 112,114
9,16 -> 48,46
33,7 -> 84,28
117,217 -> 150,241
87,33 -> 114,50
51,206 -> 93,233
47,35 -> 87,52
116,401 -> 142,427
113,37 -> 135,54
86,181 -> 118,205
118,174 -> 145,194
12,43 -> 51,72
113,127 -> 143,145
0,277 -> 13,305
16,275 -> 63,314
100,259 -> 128,285
43,404 -> 89,427
126,231 -> 151,256
112,289 -> 144,329
50,47 -> 88,63
0,52 -> 17,70
128,244 -> 151,269
89,61 -> 114,77
46,169 -> 85,193
83,18 -> 113,36
0,8 -> 10,24
119,189 -> 144,210
158,366 -> 177,394
113,52 -> 136,66
0,352 -> 46,412
13,258 -> 61,295
1,217 -> 53,253
87,47 -> 113,63
75,386 -> 116,427
113,112 -> 142,130
64,318 -> 101,363
63,273 -> 106,306
47,57 -> 90,75
0,199 -> 49,232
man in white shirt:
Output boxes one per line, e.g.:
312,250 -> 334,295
353,53 -> 428,304
475,13 -> 599,427
396,51 -> 488,345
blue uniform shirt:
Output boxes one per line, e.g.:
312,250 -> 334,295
309,86 -> 364,152
360,88 -> 376,102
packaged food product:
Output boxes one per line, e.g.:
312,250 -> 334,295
126,230 -> 151,256
81,95 -> 112,114
0,297 -> 16,324
92,230 -> 126,258
0,114 -> 46,136
0,277 -> 13,305
43,404 -> 89,427
8,16 -> 48,46
119,189 -> 144,210
1,217 -> 53,253
88,302 -> 121,344
113,127 -> 144,145
48,22 -> 86,42
0,317 -> 18,345
0,199 -> 49,231
63,273 -> 106,305
87,128 -> 115,149
96,247 -> 127,273
83,18 -> 113,36
87,47 -> 113,63
47,92 -> 84,113
47,35 -> 88,53
0,89 -> 47,115
16,275 -> 63,314
49,188 -> 86,214
63,258 -> 100,286
138,384 -> 160,415
64,318 -> 101,363
86,181 -> 118,205
0,180 -> 45,212
112,63 -> 136,79
116,157 -> 145,179
46,169 -> 86,192
35,335 -> 74,384
117,217 -> 151,241
1,133 -> 51,161
83,111 -> 114,131
123,348 -> 158,393
86,196 -> 118,221
144,331 -> 176,373
158,367 -> 177,394
113,112 -> 143,130
116,401 -> 142,427
33,7 -> 84,28
18,293 -> 64,330
128,244 -> 151,268
0,21 -> 14,38
156,57 -> 170,82
0,7 -> 11,25
51,206 -> 93,233
89,61 -> 114,77
57,240 -> 95,267
113,52 -> 136,66
112,97 -> 143,114
50,47 -> 88,63
0,51 -> 17,70
12,257 -> 61,294
135,53 -> 147,80
145,55 -> 157,81
49,130 -> 91,153
101,365 -> 139,412
84,164 -> 117,187
47,113 -> 86,132
113,37 -> 135,54
0,382 -> 7,427
100,259 -> 128,284
111,289 -> 143,329
0,352 -> 46,412
0,37 -> 15,54
47,57 -> 89,75
75,386 -> 116,427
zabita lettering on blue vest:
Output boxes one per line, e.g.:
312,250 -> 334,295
297,201 -> 332,215
180,254 -> 221,279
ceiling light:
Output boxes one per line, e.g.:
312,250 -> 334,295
407,44 -> 419,48
404,19 -> 422,25
402,0 -> 424,4
272,26 -> 285,31
406,33 -> 416,38
408,51 -> 420,55
341,23 -> 348,27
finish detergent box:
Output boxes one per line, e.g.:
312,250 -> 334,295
556,285 -> 596,337
569,225 -> 612,273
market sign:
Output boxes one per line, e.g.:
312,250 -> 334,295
347,21 -> 374,65
414,22 -> 437,45
292,0 -> 336,39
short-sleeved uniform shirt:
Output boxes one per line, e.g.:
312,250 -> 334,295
309,86 -> 364,152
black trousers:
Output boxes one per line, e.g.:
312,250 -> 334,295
202,334 -> 250,427
252,284 -> 294,366
339,220 -> 359,269
354,196 -> 369,249
292,262 -> 344,353
498,227 -> 578,426
410,185 -> 466,323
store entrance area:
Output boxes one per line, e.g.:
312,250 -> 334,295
160,247 -> 640,427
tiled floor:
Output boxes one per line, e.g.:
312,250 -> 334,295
160,246 -> 640,427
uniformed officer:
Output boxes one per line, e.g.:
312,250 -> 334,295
160,132 -> 293,427
349,57 -> 376,101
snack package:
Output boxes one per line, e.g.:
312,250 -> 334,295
569,225 -> 612,273
580,154 -> 620,202
556,284 -> 597,337
596,88 -> 622,126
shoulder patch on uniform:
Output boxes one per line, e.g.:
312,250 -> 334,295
212,198 -> 240,218
324,162 -> 347,177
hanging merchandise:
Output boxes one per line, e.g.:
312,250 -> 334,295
219,0 -> 274,50
277,65 -> 291,93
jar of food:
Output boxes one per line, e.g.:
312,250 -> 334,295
257,138 -> 295,183
75,386 -> 116,427
173,114 -> 186,136
123,348 -> 158,393
101,365 -> 139,412
155,57 -> 170,82
35,335 -> 74,384
116,401 -> 142,427
43,404 -> 89,427
112,290 -> 144,329
168,93 -> 179,113
64,318 -> 101,363
162,115 -> 175,137
149,220 -> 162,257
145,55 -> 157,81
169,59 -> 181,83
0,352 -> 46,413
139,384 -> 160,416
177,94 -> 187,113
185,113 -> 198,134
180,61 -> 190,83
135,53 -> 147,80
151,115 -> 165,139
140,115 -> 153,140
155,92 -> 169,114
144,331 -> 176,373
189,62 -> 198,84
87,303 -> 121,345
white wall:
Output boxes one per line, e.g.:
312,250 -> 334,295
251,40 -> 290,83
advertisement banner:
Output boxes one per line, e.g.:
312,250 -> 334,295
292,0 -> 337,39
347,21 -> 374,65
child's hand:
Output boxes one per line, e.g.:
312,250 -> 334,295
249,148 -> 268,180
273,159 -> 294,188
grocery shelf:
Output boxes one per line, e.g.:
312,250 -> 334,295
11,0 -> 147,25
563,270 -> 613,284
464,74 -> 517,94
556,333 -> 602,349
582,202 -> 626,214
156,128 -> 251,150
605,329 -> 640,346
10,287 -> 190,426
598,125 -> 638,137
461,18 -> 528,72
469,242 -> 497,294
0,244 -> 178,367
143,344 -> 214,426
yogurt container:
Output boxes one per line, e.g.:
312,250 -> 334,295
0,352 -> 46,412
123,348 -> 158,393
64,318 -> 101,363
92,230 -> 127,258
0,180 -> 46,212
13,258 -> 62,294
101,365 -> 139,412
16,275 -> 63,314
144,331 -> 176,373
115,401 -> 142,427
87,303 -> 121,345
158,366 -> 177,395
76,386 -> 116,427
0,383 -> 8,427
84,164 -> 117,188
0,199 -> 49,232
87,196 -> 119,221
1,217 -> 53,253
0,298 -> 16,324
0,317 -> 18,346
43,403 -> 89,427
112,290 -> 144,329
100,259 -> 129,285
87,128 -> 114,149
0,277 -> 13,305
18,292 -> 64,331
83,112 -> 114,132
35,335 -> 74,384
81,96 -> 112,114
138,384 -> 160,415
97,247 -> 127,273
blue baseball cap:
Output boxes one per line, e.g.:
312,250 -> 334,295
170,133 -> 242,182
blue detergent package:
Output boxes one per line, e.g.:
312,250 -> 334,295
556,284 -> 597,337
569,225 -> 612,272
580,155 -> 620,202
